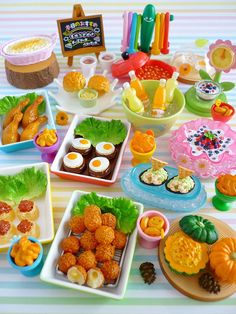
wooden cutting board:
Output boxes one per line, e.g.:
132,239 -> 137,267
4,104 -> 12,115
158,215 -> 236,301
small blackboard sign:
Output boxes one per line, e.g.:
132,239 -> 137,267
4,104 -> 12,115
57,15 -> 106,57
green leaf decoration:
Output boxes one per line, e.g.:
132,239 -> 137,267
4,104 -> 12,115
0,167 -> 47,204
0,92 -> 46,116
72,192 -> 139,234
220,82 -> 235,92
199,69 -> 212,81
204,131 -> 215,140
74,117 -> 127,145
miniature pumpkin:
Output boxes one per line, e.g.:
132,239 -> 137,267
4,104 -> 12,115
209,237 -> 236,284
179,215 -> 218,244
56,111 -> 69,126
164,231 -> 209,275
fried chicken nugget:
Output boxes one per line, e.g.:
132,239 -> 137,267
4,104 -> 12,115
80,230 -> 98,251
69,215 -> 85,234
58,252 -> 77,274
95,244 -> 115,262
101,213 -> 116,229
112,230 -> 127,249
77,250 -> 97,271
84,205 -> 101,216
61,236 -> 80,254
95,226 -> 115,245
101,260 -> 121,283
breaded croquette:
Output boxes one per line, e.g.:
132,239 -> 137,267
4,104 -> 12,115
61,236 -> 80,254
58,252 -> 77,274
95,226 -> 115,245
112,230 -> 127,249
95,244 -> 115,262
80,230 -> 98,251
101,260 -> 121,283
101,213 -> 116,229
69,215 -> 85,234
77,250 -> 97,271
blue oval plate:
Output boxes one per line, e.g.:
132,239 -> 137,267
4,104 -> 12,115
121,163 -> 207,212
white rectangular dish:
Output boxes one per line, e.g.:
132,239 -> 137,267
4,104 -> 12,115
40,190 -> 143,299
0,162 -> 54,250
50,115 -> 131,186
0,90 -> 55,153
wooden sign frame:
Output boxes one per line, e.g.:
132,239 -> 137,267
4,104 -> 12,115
57,4 -> 106,66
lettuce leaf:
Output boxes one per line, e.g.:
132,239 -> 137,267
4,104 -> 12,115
0,167 -> 47,204
0,92 -> 46,116
74,117 -> 127,145
72,192 -> 139,234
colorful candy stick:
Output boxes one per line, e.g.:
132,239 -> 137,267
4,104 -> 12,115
128,13 -> 138,54
159,13 -> 165,50
134,14 -> 141,50
151,13 -> 161,55
121,11 -> 129,52
161,12 -> 170,54
140,4 -> 156,53
127,12 -> 133,49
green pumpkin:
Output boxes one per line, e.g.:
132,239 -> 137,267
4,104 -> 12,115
179,215 -> 218,244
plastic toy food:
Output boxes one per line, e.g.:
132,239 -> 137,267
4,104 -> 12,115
95,142 -> 116,159
209,238 -> 236,284
179,215 -> 218,244
131,130 -> 155,154
17,219 -> 40,238
10,236 -> 41,267
140,215 -> 165,237
129,70 -> 149,105
95,226 -> 115,245
86,268 -> 104,288
55,111 -> 69,126
112,230 -> 127,249
68,215 -> 85,235
122,82 -> 144,114
36,129 -> 57,147
195,80 -> 222,101
217,174 -> 236,196
0,220 -> 16,244
152,79 -> 166,116
22,95 -> 44,128
87,75 -> 110,96
164,231 -> 209,275
61,236 -> 80,254
100,260 -> 121,283
16,200 -> 39,221
78,88 -> 98,108
21,115 -> 48,142
58,252 -> 77,274
0,201 -> 15,221
167,166 -> 195,194
84,207 -> 102,232
3,98 -> 30,129
63,71 -> 86,93
141,157 -> 168,186
80,230 -> 97,251
95,243 -> 115,262
2,112 -> 23,145
211,100 -> 235,123
166,72 -> 179,103
101,213 -> 116,229
63,152 -> 85,174
67,265 -> 87,285
77,250 -> 97,271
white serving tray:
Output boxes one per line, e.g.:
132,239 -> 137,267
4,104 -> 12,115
48,78 -> 122,115
0,162 -> 54,250
40,190 -> 143,299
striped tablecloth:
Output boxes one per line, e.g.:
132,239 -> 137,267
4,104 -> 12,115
0,1 -> 236,313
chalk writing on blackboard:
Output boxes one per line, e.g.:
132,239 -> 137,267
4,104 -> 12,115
57,15 -> 105,57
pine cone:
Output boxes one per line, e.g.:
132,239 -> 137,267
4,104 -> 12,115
139,262 -> 156,285
199,272 -> 221,294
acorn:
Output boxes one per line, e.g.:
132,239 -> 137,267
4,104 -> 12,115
139,262 -> 156,285
199,272 -> 221,294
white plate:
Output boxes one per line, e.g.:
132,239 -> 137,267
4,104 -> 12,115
50,115 -> 131,185
48,78 -> 122,116
0,162 -> 54,250
40,190 -> 143,299
0,90 -> 55,153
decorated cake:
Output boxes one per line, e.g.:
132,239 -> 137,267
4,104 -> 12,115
166,166 -> 195,194
140,158 -> 168,185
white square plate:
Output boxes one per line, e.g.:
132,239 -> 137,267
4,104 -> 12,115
40,190 -> 143,299
50,115 -> 131,186
0,90 -> 55,153
0,162 -> 54,250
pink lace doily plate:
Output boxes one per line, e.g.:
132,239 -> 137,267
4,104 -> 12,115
169,118 -> 236,178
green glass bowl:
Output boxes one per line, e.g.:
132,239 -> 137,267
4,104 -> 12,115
212,181 -> 236,211
121,80 -> 185,137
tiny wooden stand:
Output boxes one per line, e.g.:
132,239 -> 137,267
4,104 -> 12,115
57,4 -> 106,67
68,4 -> 85,67
5,53 -> 59,89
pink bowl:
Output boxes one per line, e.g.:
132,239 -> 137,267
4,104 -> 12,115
0,34 -> 57,65
137,210 -> 170,249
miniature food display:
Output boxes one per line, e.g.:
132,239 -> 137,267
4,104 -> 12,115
79,88 -> 97,100
140,158 -> 168,185
140,215 -> 165,238
63,72 -> 86,93
195,80 -> 222,101
167,166 -> 195,194
17,219 -> 40,238
67,265 -> 87,285
95,142 -> 116,159
0,201 -> 15,221
88,157 -> 111,178
131,130 -> 155,153
217,174 -> 236,196
10,236 -> 41,267
63,152 -> 85,174
0,220 -> 16,244
5,37 -> 51,54
55,111 -> 69,126
70,138 -> 92,155
86,268 -> 105,288
87,75 -> 110,96
16,200 -> 39,221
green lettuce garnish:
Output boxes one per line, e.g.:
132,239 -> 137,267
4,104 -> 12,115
0,92 -> 46,116
0,167 -> 47,204
72,192 -> 139,234
74,117 -> 127,145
